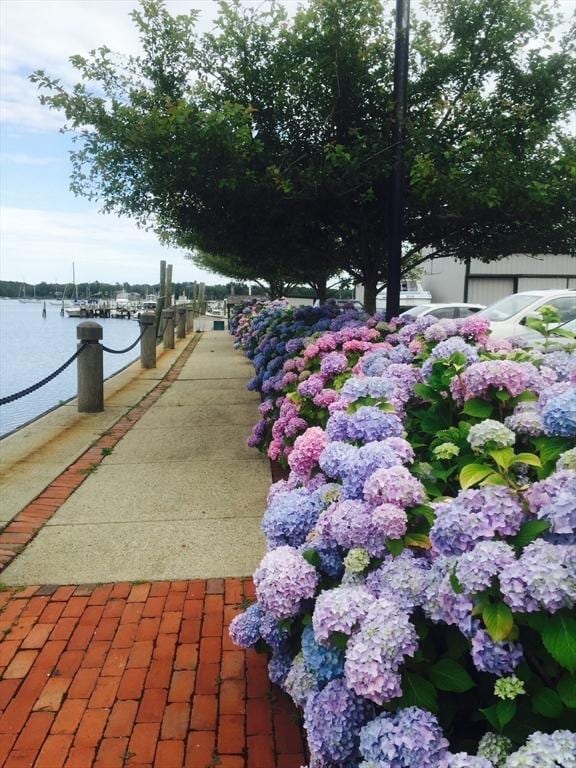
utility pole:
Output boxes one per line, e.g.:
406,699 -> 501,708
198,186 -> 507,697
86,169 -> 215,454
386,0 -> 410,321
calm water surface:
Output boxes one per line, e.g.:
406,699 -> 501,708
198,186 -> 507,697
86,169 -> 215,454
0,300 -> 143,437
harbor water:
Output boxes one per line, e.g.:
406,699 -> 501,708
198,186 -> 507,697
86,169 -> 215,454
0,300 -> 145,437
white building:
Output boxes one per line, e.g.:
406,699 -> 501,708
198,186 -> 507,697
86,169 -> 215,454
421,254 -> 575,305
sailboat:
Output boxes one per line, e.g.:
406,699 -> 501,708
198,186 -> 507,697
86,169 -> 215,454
18,282 -> 42,303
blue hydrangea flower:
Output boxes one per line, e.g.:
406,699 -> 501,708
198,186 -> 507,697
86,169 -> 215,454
540,388 -> 576,437
301,625 -> 345,686
228,603 -> 264,648
262,487 -> 324,548
359,707 -> 449,767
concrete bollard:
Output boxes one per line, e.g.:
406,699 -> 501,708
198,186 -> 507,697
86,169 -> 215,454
176,307 -> 187,339
77,321 -> 104,413
139,311 -> 157,369
162,308 -> 175,350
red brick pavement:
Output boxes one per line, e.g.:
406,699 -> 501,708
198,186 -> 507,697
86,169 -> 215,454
0,579 -> 306,767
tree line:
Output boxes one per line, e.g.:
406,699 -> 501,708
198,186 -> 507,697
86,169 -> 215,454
31,0 -> 576,312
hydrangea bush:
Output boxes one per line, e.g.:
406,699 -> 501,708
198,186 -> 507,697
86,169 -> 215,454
230,302 -> 576,767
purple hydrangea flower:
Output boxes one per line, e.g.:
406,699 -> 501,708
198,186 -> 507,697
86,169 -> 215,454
283,653 -> 319,708
320,351 -> 349,377
262,487 -> 324,549
430,487 -> 524,556
345,597 -> 419,704
228,602 -> 264,648
364,465 -> 426,508
312,586 -> 375,643
365,551 -> 429,611
504,402 -> 544,437
469,623 -> 524,675
440,754 -> 493,767
450,360 -> 542,403
423,556 -> 474,631
359,707 -> 449,767
316,499 -> 385,556
499,539 -> 576,613
372,503 -> 408,539
540,388 -> 576,437
524,469 -> 576,535
268,647 -> 293,685
455,541 -> 517,594
304,679 -> 374,766
254,546 -> 318,619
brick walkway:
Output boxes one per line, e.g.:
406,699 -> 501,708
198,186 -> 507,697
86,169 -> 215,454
0,578 -> 306,768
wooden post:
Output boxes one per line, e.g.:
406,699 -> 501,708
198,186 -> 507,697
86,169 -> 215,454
156,260 -> 167,337
166,264 -> 173,307
176,307 -> 186,339
77,321 -> 103,412
139,311 -> 157,369
162,308 -> 175,350
186,305 -> 194,333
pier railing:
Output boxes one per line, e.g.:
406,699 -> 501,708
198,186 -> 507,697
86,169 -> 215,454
0,302 -> 207,415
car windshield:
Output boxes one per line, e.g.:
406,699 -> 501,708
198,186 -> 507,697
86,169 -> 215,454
479,294 -> 538,321
402,305 -> 431,317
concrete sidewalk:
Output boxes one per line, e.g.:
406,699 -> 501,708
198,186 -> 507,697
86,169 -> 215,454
1,331 -> 270,585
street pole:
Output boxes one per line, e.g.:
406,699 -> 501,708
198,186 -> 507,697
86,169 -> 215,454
386,0 -> 410,321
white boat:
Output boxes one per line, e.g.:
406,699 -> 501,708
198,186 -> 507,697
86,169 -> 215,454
355,280 -> 432,310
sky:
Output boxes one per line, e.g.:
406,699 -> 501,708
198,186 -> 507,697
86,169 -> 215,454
0,0 -> 282,288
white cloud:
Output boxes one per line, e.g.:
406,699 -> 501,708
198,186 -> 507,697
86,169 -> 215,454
0,206 -> 220,285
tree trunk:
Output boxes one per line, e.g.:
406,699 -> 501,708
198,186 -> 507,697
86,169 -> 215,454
311,278 -> 328,304
363,276 -> 378,315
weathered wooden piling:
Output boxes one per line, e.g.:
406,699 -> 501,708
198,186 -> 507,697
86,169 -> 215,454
77,321 -> 103,412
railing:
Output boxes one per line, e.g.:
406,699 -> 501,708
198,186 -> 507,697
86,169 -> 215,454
0,303 -> 205,415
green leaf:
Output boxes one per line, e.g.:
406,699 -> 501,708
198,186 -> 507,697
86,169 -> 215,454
480,700 -> 516,731
541,615 -> 576,672
462,399 -> 493,419
386,538 -> 405,556
302,549 -> 322,568
330,631 -> 349,650
401,672 -> 438,713
460,463 -> 496,489
405,533 -> 431,550
557,675 -> 576,708
411,504 -> 435,524
429,659 -> 475,692
532,687 -> 564,718
450,568 -> 464,594
495,390 -> 511,402
532,437 -> 572,466
489,447 -> 515,470
511,520 -> 550,548
413,383 -> 443,402
483,602 -> 514,642
496,700 -> 517,728
512,453 -> 542,468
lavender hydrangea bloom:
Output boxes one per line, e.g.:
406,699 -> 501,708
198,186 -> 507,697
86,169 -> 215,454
359,707 -> 449,767
440,754 -> 493,767
504,730 -> 576,768
341,376 -> 396,402
455,541 -> 517,594
504,402 -> 544,437
542,350 -> 576,381
254,546 -> 318,619
470,623 -> 524,675
365,551 -> 429,611
304,679 -> 374,766
301,625 -> 345,686
268,647 -> 293,685
262,487 -> 324,549
312,586 -> 375,643
259,612 -> 290,650
345,597 -> 419,704
540,388 -> 576,437
430,487 -> 524,556
327,407 -> 405,443
320,351 -> 349,377
499,539 -> 576,613
364,465 -> 426,508
423,556 -> 474,631
316,499 -> 385,556
283,653 -> 319,708
524,469 -> 576,535
319,441 -> 356,479
372,503 -> 408,539
228,603 -> 264,648
422,337 -> 479,378
450,360 -> 541,402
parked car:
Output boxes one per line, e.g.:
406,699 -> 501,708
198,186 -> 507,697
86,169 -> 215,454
476,290 -> 576,340
400,302 -> 485,320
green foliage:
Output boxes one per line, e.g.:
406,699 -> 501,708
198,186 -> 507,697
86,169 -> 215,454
541,614 -> 576,673
30,0 -> 576,311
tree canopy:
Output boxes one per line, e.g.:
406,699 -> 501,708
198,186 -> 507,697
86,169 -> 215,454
32,0 -> 576,311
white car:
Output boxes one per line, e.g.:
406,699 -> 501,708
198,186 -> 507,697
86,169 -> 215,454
400,303 -> 485,320
477,290 -> 576,341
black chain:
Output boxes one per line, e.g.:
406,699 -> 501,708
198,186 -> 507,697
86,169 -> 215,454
101,325 -> 147,355
0,343 -> 88,406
